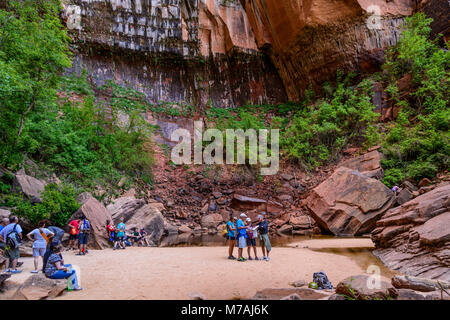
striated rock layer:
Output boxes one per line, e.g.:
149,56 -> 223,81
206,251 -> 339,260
372,184 -> 450,281
242,0 -> 415,100
62,0 -> 287,108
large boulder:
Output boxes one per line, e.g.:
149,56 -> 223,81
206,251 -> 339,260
305,167 -> 394,236
340,150 -> 383,179
0,208 -> 10,219
70,193 -> 112,249
124,203 -> 165,245
201,213 -> 223,228
13,173 -> 46,202
336,275 -> 398,300
372,184 -> 450,281
391,275 -> 450,292
106,196 -> 145,223
12,274 -> 66,300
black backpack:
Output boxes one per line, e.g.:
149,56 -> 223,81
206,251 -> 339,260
313,271 -> 333,290
6,224 -> 21,249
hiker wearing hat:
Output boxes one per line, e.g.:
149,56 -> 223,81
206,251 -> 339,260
236,213 -> 248,262
257,213 -> 271,261
246,217 -> 259,260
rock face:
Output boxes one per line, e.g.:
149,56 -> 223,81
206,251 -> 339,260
13,173 -> 46,202
339,150 -> 383,180
12,275 -> 66,300
391,275 -> 450,292
243,0 -> 414,100
106,197 -> 146,223
62,0 -> 287,108
336,275 -> 398,300
71,193 -> 112,250
372,184 -> 450,281
121,203 -> 165,245
305,167 -> 394,236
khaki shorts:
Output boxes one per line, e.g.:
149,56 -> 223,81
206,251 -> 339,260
4,247 -> 20,260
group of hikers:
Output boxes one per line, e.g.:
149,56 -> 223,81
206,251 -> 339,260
224,212 -> 271,262
0,216 -> 82,290
106,217 -> 151,249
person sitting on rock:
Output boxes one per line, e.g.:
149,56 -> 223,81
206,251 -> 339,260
44,244 -> 82,291
139,228 -> 151,247
129,227 -> 142,246
26,220 -> 55,273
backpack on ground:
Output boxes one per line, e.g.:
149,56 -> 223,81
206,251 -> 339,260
313,271 -> 333,290
6,224 -> 21,249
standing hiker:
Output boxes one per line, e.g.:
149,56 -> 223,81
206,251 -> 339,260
67,218 -> 80,250
225,215 -> 237,260
257,213 -> 271,262
115,217 -> 126,250
77,216 -> 90,256
0,216 -> 23,273
236,213 -> 248,262
246,217 -> 259,260
27,220 -> 55,273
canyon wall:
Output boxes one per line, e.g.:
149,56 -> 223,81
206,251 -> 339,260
242,0 -> 416,100
62,0 -> 287,108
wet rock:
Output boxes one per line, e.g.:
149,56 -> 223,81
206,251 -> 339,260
71,194 -> 112,249
336,275 -> 398,300
12,274 -> 66,300
372,184 -> 450,281
289,215 -> 313,229
305,167 -> 394,236
13,173 -> 46,202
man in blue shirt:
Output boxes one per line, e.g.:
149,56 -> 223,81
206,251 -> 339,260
0,216 -> 23,273
236,213 -> 248,262
226,215 -> 237,260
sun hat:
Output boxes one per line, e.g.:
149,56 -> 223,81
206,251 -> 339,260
257,214 -> 263,219
240,213 -> 247,218
246,217 -> 251,222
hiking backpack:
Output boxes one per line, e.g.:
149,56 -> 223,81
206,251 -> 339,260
222,224 -> 228,238
6,224 -> 21,249
313,271 -> 333,290
79,219 -> 90,233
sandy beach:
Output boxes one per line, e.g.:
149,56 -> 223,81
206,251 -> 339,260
3,238 -> 395,300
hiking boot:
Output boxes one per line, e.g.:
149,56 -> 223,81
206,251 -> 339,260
11,269 -> 22,274
248,257 -> 253,260
254,257 -> 259,261
266,257 -> 270,262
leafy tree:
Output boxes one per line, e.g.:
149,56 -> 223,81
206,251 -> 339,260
0,0 -> 71,166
